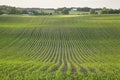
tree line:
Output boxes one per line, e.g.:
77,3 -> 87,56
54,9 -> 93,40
90,7 -> 120,14
0,5 -> 53,15
0,5 -> 120,15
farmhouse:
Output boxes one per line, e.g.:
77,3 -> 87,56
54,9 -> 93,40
71,8 -> 77,11
95,10 -> 102,14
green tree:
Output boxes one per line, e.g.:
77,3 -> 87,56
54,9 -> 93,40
0,10 -> 3,15
8,7 -> 16,14
90,9 -> 95,14
62,7 -> 69,15
101,7 -> 109,14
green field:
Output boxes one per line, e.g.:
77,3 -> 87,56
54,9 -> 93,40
0,15 -> 120,80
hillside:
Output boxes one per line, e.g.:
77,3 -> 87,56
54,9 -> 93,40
0,15 -> 120,80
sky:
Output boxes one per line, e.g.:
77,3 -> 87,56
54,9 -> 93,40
0,0 -> 120,9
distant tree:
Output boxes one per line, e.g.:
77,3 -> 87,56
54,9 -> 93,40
32,10 -> 40,15
108,9 -> 114,14
40,9 -> 45,15
0,10 -> 3,15
15,9 -> 23,14
49,13 -> 52,15
22,9 -> 28,14
77,7 -> 91,12
90,9 -> 95,14
82,7 -> 91,12
101,7 -> 109,14
77,8 -> 82,11
101,8 -> 120,14
62,7 -> 69,15
8,7 -> 16,14
113,9 -> 119,14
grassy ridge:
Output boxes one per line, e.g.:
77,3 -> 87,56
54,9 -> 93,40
0,15 -> 120,80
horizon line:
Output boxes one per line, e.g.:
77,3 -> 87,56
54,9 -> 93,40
0,5 -> 119,9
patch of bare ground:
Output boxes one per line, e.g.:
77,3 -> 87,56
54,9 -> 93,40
62,63 -> 67,72
50,52 -> 57,63
62,53 -> 67,72
99,68 -> 106,73
20,65 -> 33,71
80,66 -> 87,74
67,55 -> 76,73
88,67 -> 95,73
7,66 -> 21,73
41,66 -> 49,72
71,65 -> 76,73
66,51 -> 76,73
52,63 -> 61,72
71,47 -> 81,64
55,54 -> 58,63
28,66 -> 41,73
